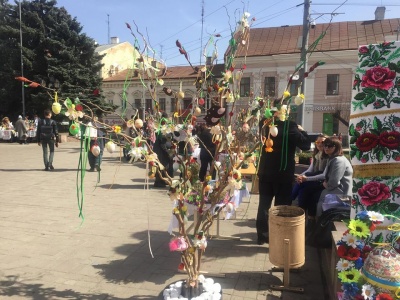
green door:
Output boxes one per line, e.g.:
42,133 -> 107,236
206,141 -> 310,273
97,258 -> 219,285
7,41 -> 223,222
323,113 -> 333,135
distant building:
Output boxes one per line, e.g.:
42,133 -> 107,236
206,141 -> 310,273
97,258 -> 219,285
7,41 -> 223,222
102,64 -> 224,122
95,37 -> 137,79
232,16 -> 400,135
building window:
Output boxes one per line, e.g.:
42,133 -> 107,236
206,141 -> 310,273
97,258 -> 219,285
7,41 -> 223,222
264,77 -> 275,97
135,99 -> 141,109
170,98 -> 176,113
146,98 -> 153,114
326,74 -> 339,95
240,77 -> 250,97
159,98 -> 166,112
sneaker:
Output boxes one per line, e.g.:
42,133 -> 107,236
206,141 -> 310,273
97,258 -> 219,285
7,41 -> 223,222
89,168 -> 95,172
44,167 -> 49,171
49,164 -> 54,170
95,165 -> 101,172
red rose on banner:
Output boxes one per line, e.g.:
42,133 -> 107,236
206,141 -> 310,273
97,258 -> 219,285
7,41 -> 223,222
361,66 -> 396,90
359,46 -> 369,54
379,131 -> 400,150
355,133 -> 379,152
358,182 -> 391,206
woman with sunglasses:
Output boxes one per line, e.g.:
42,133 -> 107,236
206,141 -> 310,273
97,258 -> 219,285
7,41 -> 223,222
302,137 -> 353,224
292,134 -> 329,209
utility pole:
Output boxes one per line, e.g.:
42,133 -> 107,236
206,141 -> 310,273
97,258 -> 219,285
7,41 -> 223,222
200,0 -> 205,65
298,0 -> 310,128
19,1 -> 25,117
107,14 -> 110,44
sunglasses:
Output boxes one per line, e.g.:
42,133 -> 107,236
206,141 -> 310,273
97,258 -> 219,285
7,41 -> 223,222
315,141 -> 324,145
324,144 -> 335,148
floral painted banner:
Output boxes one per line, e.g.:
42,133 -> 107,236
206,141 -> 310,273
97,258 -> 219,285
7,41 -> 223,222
352,41 -> 400,114
350,41 -> 400,227
349,112 -> 400,176
352,177 -> 400,220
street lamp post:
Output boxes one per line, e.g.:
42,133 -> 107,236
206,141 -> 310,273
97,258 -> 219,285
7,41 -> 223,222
19,1 -> 25,117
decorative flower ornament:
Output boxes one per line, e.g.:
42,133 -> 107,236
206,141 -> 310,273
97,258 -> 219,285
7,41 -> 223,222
283,90 -> 291,99
226,126 -> 234,146
276,105 -> 288,121
64,97 -> 84,120
112,125 -> 121,133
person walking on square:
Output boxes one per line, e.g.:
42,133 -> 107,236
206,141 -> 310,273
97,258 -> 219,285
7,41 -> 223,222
14,115 -> 28,144
256,102 -> 311,245
37,109 -> 58,171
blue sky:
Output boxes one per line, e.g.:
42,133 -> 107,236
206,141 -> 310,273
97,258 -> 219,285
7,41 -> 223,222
55,0 -> 400,66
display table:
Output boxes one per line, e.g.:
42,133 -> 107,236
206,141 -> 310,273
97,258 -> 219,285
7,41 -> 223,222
240,163 -> 259,194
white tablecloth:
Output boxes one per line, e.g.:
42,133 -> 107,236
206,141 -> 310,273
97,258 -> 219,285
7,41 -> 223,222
0,130 -> 14,140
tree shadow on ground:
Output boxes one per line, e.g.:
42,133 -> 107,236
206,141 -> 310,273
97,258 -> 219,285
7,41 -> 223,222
0,275 -> 156,300
0,168 -> 77,172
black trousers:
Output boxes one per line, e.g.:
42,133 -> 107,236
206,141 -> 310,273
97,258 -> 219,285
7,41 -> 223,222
256,175 -> 293,238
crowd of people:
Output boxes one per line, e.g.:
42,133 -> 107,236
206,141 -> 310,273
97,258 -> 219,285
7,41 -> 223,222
2,107 -> 353,246
1,114 -> 41,144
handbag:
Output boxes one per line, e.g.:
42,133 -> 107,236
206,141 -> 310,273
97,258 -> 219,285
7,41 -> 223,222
307,207 -> 350,248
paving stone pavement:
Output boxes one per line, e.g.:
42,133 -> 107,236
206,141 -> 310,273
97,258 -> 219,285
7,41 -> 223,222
0,141 -> 326,300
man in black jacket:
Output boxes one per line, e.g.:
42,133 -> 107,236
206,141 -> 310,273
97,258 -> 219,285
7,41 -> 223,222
37,109 -> 59,171
256,110 -> 310,245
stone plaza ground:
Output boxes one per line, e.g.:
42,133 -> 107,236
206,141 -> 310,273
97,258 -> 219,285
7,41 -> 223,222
0,141 -> 326,299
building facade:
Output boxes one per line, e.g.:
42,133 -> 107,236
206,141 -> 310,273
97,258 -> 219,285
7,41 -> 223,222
232,17 -> 400,135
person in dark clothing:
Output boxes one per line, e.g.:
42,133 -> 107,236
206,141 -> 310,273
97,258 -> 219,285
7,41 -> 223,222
153,113 -> 174,187
197,124 -> 216,182
37,109 -> 59,171
256,111 -> 311,245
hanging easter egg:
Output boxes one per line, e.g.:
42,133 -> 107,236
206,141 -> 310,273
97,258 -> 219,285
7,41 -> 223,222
242,123 -> 250,133
69,122 -> 79,135
294,93 -> 305,105
52,102 -> 62,115
177,91 -> 185,99
270,125 -> 278,137
191,115 -> 197,125
91,145 -> 101,157
134,118 -> 143,129
194,107 -> 202,116
105,141 -> 116,153
148,171 -> 155,179
198,98 -> 205,106
265,138 -> 273,148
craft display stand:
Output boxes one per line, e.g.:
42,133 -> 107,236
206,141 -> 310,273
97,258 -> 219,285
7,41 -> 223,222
240,163 -> 258,194
270,239 -> 304,293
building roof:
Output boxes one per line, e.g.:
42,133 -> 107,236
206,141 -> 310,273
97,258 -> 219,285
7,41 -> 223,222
234,18 -> 400,58
103,64 -> 225,82
95,41 -> 132,53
